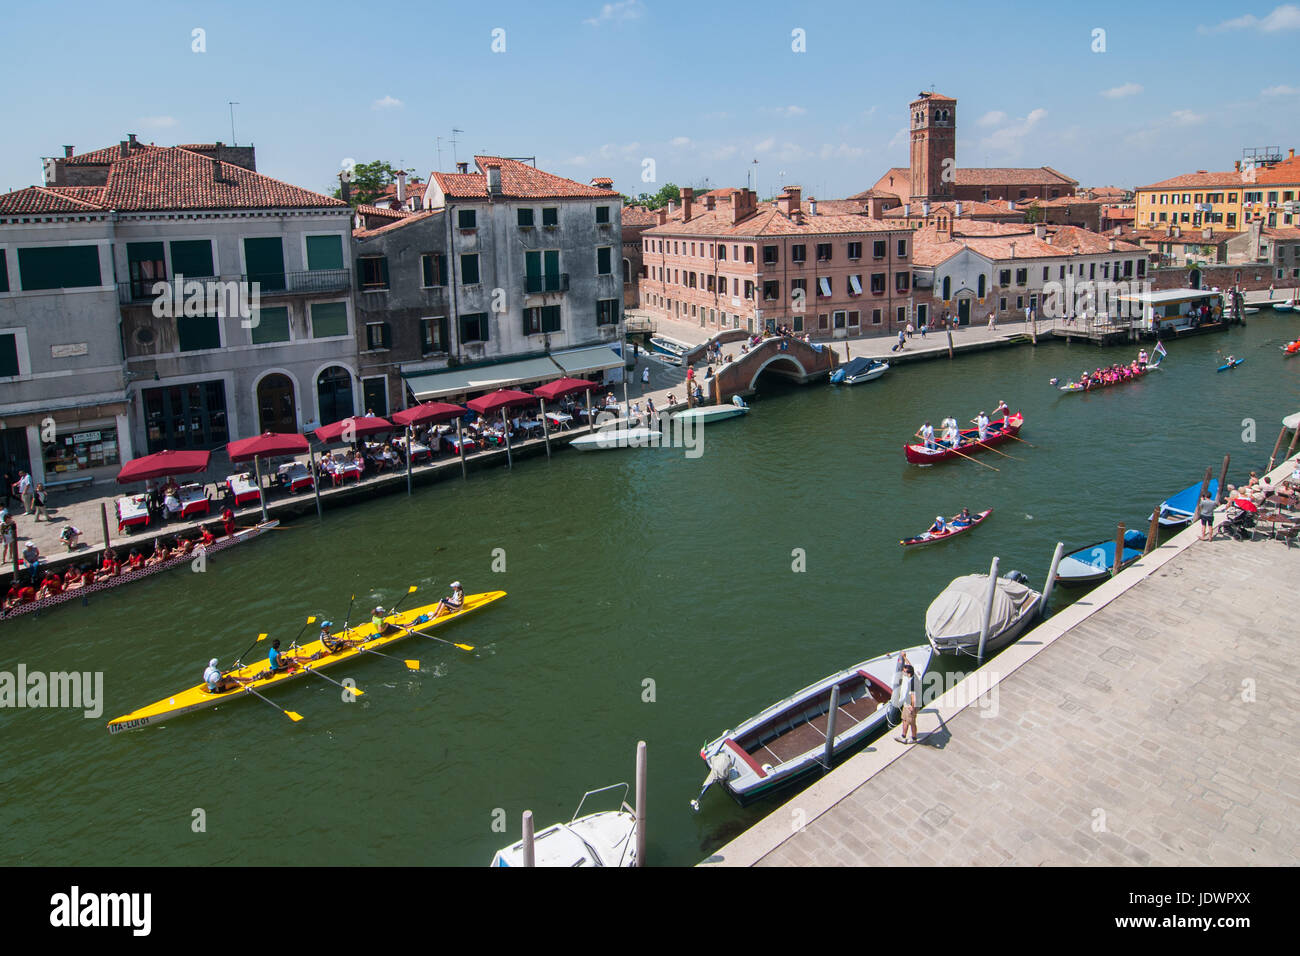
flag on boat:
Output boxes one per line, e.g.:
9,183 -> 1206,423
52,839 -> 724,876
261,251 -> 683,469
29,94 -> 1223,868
1154,341 -> 1167,359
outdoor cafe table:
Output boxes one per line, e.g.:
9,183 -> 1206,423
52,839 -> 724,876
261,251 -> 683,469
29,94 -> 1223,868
116,495 -> 150,532
277,461 -> 314,493
441,433 -> 477,454
177,482 -> 210,518
225,473 -> 261,506
517,419 -> 545,437
322,459 -> 363,486
546,411 -> 574,430
394,436 -> 432,463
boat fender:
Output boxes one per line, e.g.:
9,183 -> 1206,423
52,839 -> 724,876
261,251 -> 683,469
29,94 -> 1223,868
1003,570 -> 1031,585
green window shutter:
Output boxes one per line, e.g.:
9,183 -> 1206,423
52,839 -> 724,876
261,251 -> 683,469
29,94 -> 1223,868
306,235 -> 344,271
0,250 -> 8,293
127,242 -> 165,268
597,247 -> 611,274
525,251 -> 541,277
177,315 -> 221,351
422,255 -> 434,287
437,255 -> 448,286
458,209 -> 476,229
18,245 -> 102,290
381,257 -> 390,288
543,305 -> 562,332
243,237 -> 286,290
596,206 -> 610,223
0,334 -> 19,376
169,240 -> 214,278
310,302 -> 349,338
251,306 -> 291,344
461,254 -> 479,285
517,208 -> 534,227
542,207 -> 558,226
543,250 -> 559,277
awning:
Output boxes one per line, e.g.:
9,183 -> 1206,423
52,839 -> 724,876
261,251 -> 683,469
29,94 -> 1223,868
550,345 -> 624,376
818,277 -> 832,297
404,355 -> 564,400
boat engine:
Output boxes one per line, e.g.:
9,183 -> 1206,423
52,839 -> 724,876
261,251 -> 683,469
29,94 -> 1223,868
1003,570 -> 1031,585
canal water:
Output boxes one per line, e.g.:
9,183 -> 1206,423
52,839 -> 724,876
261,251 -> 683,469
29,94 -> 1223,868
3,310 -> 1297,867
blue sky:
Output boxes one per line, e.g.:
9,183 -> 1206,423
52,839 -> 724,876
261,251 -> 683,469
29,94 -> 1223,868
3,0 -> 1299,199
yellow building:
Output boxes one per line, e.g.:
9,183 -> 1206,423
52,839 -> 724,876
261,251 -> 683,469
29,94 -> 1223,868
1135,171 -> 1245,232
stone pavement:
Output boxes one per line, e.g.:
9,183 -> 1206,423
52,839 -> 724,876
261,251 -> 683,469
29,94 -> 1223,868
703,456 -> 1300,866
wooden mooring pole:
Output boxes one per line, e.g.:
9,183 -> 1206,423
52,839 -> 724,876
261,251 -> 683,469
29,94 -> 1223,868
1111,523 -> 1126,577
1267,425 -> 1288,473
635,740 -> 647,867
1215,454 -> 1231,505
521,810 -> 535,868
1144,504 -> 1161,555
822,684 -> 840,770
99,501 -> 111,553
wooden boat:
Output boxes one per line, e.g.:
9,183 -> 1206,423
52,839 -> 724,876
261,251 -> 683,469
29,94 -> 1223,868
1151,479 -> 1218,527
570,427 -> 663,451
105,591 -> 505,732
695,645 -> 933,807
904,413 -> 1024,465
1,521 -> 280,623
925,573 -> 1041,657
1055,530 -> 1148,586
900,508 -> 993,548
649,335 -> 691,364
1058,360 -> 1160,394
1217,358 -> 1244,372
671,403 -> 748,424
830,357 -> 889,385
1243,307 -> 1260,315
490,784 -> 637,867
1273,302 -> 1296,314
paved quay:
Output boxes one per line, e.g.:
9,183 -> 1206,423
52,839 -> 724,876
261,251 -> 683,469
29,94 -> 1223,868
702,455 -> 1300,867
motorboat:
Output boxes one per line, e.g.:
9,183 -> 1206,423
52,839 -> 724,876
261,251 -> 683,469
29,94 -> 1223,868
830,357 -> 889,385
490,784 -> 637,867
924,573 -> 1041,657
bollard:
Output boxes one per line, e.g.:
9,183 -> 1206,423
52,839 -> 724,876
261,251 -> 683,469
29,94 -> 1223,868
823,684 -> 840,770
539,398 -> 552,461
1196,466 -> 1212,505
1287,424 -> 1300,460
1144,503 -> 1161,555
946,330 -> 954,359
1038,542 -> 1064,618
455,418 -> 468,480
501,408 -> 513,469
254,455 -> 268,522
976,556 -> 1000,664
1111,522 -> 1126,577
1215,454 -> 1231,506
521,810 -> 535,868
405,426 -> 413,496
635,740 -> 647,868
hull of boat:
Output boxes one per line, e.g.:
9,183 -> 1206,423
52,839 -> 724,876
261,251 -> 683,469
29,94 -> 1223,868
1216,359 -> 1244,372
1273,304 -> 1295,313
904,415 -> 1023,465
671,406 -> 748,423
926,603 -> 1037,657
1059,364 -> 1158,394
900,508 -> 993,547
700,645 -> 933,806
570,428 -> 663,450
1153,479 -> 1218,527
491,810 -> 637,867
105,591 -> 506,733
1055,533 -> 1147,586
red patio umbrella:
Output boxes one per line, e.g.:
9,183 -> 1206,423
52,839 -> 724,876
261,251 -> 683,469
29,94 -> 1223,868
466,390 -> 539,469
532,378 -> 596,401
390,402 -> 467,427
116,449 -> 212,484
226,432 -> 312,522
313,415 -> 394,444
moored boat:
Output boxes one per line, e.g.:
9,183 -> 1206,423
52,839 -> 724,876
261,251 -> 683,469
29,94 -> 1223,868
671,403 -> 748,424
1273,301 -> 1296,314
490,784 -> 637,867
649,335 -> 692,363
830,357 -> 889,385
1152,479 -> 1219,527
1055,530 -> 1148,586
105,591 -> 506,732
570,427 -> 664,451
900,508 -> 992,547
925,573 -> 1041,657
904,414 -> 1024,465
1217,357 -> 1245,372
694,645 -> 933,807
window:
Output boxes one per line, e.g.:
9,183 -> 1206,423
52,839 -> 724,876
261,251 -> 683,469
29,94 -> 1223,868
358,256 -> 389,291
897,306 -> 906,325
542,207 -> 559,226
816,243 -> 832,262
0,333 -> 20,376
848,274 -> 862,295
170,240 -> 214,279
817,277 -> 832,297
873,240 -> 886,258
458,209 -> 476,229
310,302 -> 349,338
596,299 -> 619,325
871,308 -> 882,325
597,247 -> 613,275
250,306 -> 290,344
244,237 -> 286,291
942,276 -> 951,300
127,242 -> 165,298
523,305 -> 562,334
897,239 -> 907,257
763,280 -> 780,300
791,278 -> 807,300
461,253 -> 480,285
870,273 -> 886,294
977,274 -> 986,297
177,314 -> 221,352
460,312 -> 490,342
848,310 -> 860,326
847,242 -> 862,260
596,206 -> 610,224
420,317 -> 447,354
718,245 -> 726,261
306,235 -> 344,271
999,297 -> 1007,311
365,322 -> 392,350
518,208 -> 534,227
792,244 -> 806,263
421,253 -> 447,287
999,269 -> 1011,286
744,280 -> 756,298
1042,267 -> 1049,281
895,272 -> 909,293
818,313 -> 829,330
743,247 -> 754,264
1015,268 -> 1027,286
0,250 -> 7,293
763,245 -> 779,265
17,245 -> 102,290
833,311 -> 847,329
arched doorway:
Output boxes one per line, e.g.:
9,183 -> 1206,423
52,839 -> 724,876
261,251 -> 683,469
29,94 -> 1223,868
1188,268 -> 1202,289
316,366 -> 354,425
257,373 -> 298,434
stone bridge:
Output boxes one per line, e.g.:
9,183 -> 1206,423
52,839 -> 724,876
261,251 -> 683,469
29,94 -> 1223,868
704,335 -> 839,404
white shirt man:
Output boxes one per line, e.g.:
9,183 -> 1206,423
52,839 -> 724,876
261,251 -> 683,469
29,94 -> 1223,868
641,367 -> 650,386
204,659 -> 223,692
976,412 -> 990,442
943,419 -> 959,447
17,472 -> 33,512
920,422 -> 935,449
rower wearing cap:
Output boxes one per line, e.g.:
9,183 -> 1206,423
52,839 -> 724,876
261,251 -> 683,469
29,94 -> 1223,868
371,605 -> 398,636
434,582 -> 465,618
974,411 -> 990,442
927,515 -> 947,535
319,620 -> 344,653
203,657 -> 244,693
941,417 -> 959,448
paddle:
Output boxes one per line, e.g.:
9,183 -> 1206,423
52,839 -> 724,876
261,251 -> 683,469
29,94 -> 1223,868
388,584 -> 419,618
293,660 -> 364,698
969,440 -> 1021,461
243,684 -> 304,722
1001,432 -> 1035,448
233,631 -> 270,668
356,646 -> 421,671
944,444 -> 1000,472
392,618 -> 475,653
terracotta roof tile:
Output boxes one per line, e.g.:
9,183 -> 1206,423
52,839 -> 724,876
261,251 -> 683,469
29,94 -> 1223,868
1254,154 -> 1300,185
432,156 -> 617,201
620,205 -> 659,226
64,142 -> 159,165
0,185 -> 109,215
911,223 -> 1141,267
354,210 -> 438,239
644,200 -> 901,238
878,165 -> 1078,190
1137,171 -> 1241,190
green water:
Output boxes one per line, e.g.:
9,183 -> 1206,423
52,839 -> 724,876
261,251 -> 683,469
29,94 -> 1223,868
3,312 -> 1297,866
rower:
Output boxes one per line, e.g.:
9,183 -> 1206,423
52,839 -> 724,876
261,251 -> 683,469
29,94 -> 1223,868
918,420 -> 936,450
928,515 -> 947,534
434,581 -> 466,618
319,620 -> 344,653
1137,348 -> 1149,366
950,508 -> 973,528
371,605 -> 397,635
204,657 -> 244,693
267,639 -> 295,674
993,400 -> 1010,420
942,418 -> 959,448
975,411 -> 990,442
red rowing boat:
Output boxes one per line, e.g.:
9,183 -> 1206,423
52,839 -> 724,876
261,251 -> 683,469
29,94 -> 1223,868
904,414 -> 1024,465
900,508 -> 993,547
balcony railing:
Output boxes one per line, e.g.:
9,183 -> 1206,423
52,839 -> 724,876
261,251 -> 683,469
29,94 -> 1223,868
524,273 -> 569,294
118,269 -> 351,304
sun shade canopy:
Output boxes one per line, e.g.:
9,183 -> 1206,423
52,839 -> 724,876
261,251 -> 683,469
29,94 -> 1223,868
116,449 -> 212,484
466,389 -> 540,415
532,378 -> 599,401
226,432 -> 310,463
313,415 -> 394,444
390,403 -> 468,427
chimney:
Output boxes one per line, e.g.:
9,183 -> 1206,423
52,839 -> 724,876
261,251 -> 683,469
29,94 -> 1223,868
955,201 -> 963,216
1172,226 -> 1180,238
1009,241 -> 1016,259
1006,200 -> 1014,211
1165,225 -> 1173,237
339,172 -> 351,204
704,195 -> 716,211
1109,239 -> 1117,250
681,186 -> 694,222
731,192 -> 743,225
485,163 -> 502,196
1290,148 -> 1295,159
1034,223 -> 1047,239
922,200 -> 931,217
903,203 -> 911,217
777,185 -> 801,216
667,200 -> 676,215
456,162 -> 469,174
1202,226 -> 1213,240
119,140 -> 129,159
1234,160 -> 1241,172
128,133 -> 138,148
63,145 -> 74,158
212,158 -> 222,182
396,169 -> 408,203
656,209 -> 667,225
809,197 -> 818,216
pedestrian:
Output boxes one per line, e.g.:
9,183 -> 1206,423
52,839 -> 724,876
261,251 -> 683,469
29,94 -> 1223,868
32,483 -> 48,521
1,514 -> 16,564
893,654 -> 921,744
1269,283 -> 1275,301
905,321 -> 914,339
21,539 -> 42,586
988,310 -> 997,331
920,321 -> 927,339
16,471 -> 33,515
1196,489 -> 1217,541
893,328 -> 906,352
641,365 -> 650,388
645,397 -> 657,426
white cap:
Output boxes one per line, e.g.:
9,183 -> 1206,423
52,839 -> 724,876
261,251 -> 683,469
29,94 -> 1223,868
374,606 -> 384,613
209,658 -> 219,667
450,581 -> 462,589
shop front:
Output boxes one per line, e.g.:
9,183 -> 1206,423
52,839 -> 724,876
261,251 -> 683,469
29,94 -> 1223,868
43,422 -> 122,480
142,380 -> 230,454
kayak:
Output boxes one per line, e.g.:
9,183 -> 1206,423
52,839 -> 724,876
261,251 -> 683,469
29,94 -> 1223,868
900,508 -> 993,547
1217,358 -> 1244,372
105,591 -> 506,733
904,414 -> 1024,465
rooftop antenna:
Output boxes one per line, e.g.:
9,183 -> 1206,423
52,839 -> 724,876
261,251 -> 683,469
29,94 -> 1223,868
451,128 -> 464,167
436,136 -> 443,170
228,101 -> 240,145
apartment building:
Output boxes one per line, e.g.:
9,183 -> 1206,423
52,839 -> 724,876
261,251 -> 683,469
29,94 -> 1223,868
1135,150 -> 1300,233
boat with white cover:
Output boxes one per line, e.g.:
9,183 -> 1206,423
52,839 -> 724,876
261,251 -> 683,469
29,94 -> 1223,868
570,427 -> 663,451
830,357 -> 889,385
671,398 -> 749,424
490,784 -> 637,867
925,573 -> 1041,657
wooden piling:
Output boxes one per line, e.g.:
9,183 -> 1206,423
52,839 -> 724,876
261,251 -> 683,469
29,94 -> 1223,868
976,556 -> 1000,664
1267,426 -> 1288,472
1037,542 -> 1065,619
1287,424 -> 1300,460
1215,454 -> 1231,505
99,501 -> 111,552
1196,466 -> 1213,505
1144,504 -> 1161,555
539,398 -> 551,461
1111,523 -> 1126,577
946,331 -> 954,359
455,418 -> 468,480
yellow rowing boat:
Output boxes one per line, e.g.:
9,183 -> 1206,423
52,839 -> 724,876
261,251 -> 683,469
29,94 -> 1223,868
106,591 -> 506,733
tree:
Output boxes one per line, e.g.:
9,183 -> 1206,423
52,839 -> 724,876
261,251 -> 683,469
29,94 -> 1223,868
330,160 -> 416,207
622,183 -> 681,210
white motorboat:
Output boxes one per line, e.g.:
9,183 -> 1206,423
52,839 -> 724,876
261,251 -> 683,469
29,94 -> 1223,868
570,427 -> 663,451
671,402 -> 749,424
831,357 -> 889,385
694,645 -> 933,807
925,572 -> 1041,656
490,784 -> 637,867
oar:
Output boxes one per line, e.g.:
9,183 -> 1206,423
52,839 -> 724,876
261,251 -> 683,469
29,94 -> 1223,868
294,661 -> 364,697
969,440 -> 1021,461
356,646 -> 421,671
389,584 -> 419,616
944,444 -> 1000,471
1002,432 -> 1036,448
233,631 -> 270,668
243,684 -> 303,722
392,618 -> 474,653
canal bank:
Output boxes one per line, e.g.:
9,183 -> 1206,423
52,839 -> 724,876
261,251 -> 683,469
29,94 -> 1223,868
701,451 -> 1300,867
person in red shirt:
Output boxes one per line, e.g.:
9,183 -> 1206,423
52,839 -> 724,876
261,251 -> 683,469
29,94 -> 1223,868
4,583 -> 37,608
38,572 -> 62,599
63,567 -> 83,590
97,550 -> 120,581
176,536 -> 194,556
221,508 -> 236,538
127,549 -> 144,570
200,526 -> 216,547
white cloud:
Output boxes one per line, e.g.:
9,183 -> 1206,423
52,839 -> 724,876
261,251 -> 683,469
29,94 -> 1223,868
768,105 -> 806,118
887,127 -> 908,149
705,144 -> 738,161
670,136 -> 692,147
137,116 -> 177,129
978,108 -> 1048,157
1170,109 -> 1206,125
1263,84 -> 1300,95
372,95 -> 403,110
1101,82 -> 1143,99
755,137 -> 775,153
1200,4 -> 1300,32
862,106 -> 878,118
584,0 -> 645,26
819,143 -> 866,160
977,110 -> 1007,128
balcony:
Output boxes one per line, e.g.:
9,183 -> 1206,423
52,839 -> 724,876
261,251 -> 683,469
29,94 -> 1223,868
118,269 -> 351,304
524,273 -> 569,294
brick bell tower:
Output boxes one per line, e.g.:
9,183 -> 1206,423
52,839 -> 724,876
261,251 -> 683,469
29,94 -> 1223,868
909,91 -> 956,202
